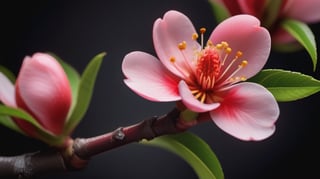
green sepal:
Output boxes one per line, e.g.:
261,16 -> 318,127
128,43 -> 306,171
141,132 -> 224,179
0,105 -> 64,146
63,52 -> 106,135
209,0 -> 230,23
249,69 -> 320,102
180,109 -> 198,122
0,114 -> 24,134
263,0 -> 283,28
0,65 -> 16,83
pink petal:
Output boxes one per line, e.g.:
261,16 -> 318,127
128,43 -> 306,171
210,82 -> 279,141
284,0 -> 320,23
179,80 -> 220,112
15,53 -> 71,135
122,51 -> 181,102
209,14 -> 271,80
153,10 -> 200,78
0,72 -> 16,107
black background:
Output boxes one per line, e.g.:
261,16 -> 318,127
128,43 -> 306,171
1,0 -> 320,178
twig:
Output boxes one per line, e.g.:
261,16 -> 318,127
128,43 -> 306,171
0,107 -> 207,178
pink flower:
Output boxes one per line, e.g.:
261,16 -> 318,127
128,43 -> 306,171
0,53 -> 72,138
122,10 -> 279,141
210,0 -> 320,45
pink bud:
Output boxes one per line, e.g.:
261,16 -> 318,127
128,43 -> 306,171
14,53 -> 72,136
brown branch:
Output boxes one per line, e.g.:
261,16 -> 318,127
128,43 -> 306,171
0,107 -> 210,178
0,149 -> 66,178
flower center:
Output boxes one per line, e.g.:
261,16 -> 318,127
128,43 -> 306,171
169,27 -> 248,103
196,47 -> 220,90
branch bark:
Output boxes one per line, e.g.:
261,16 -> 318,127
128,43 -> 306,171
0,107 -> 207,178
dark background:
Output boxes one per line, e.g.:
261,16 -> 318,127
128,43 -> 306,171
1,0 -> 320,178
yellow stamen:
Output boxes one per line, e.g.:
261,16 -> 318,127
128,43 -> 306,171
236,51 -> 243,58
191,90 -> 200,94
192,33 -> 198,40
194,92 -> 203,99
225,47 -> 232,54
216,43 -> 223,49
200,28 -> 206,34
170,56 -> 176,63
200,93 -> 206,103
239,60 -> 248,67
240,76 -> 247,81
207,40 -> 213,47
178,41 -> 187,50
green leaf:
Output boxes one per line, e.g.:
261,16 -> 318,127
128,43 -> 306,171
141,132 -> 224,179
0,115 -> 24,134
282,19 -> 317,71
249,69 -> 320,101
209,1 -> 230,23
63,52 -> 106,135
0,105 -> 43,129
263,0 -> 283,28
0,65 -> 16,83
0,105 -> 63,145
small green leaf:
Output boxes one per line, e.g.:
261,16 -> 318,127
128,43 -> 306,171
0,65 -> 16,83
0,115 -> 24,134
249,69 -> 320,101
63,52 -> 106,135
141,132 -> 224,179
209,0 -> 230,23
282,19 -> 317,71
0,105 -> 64,145
263,0 -> 283,28
0,105 -> 43,129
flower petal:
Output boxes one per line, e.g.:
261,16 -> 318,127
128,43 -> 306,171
179,80 -> 220,112
153,10 -> 200,78
210,82 -> 279,141
0,72 -> 16,107
122,51 -> 181,102
284,0 -> 320,23
15,53 -> 72,135
209,14 -> 271,80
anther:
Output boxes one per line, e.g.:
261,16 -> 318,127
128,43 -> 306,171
207,40 -> 213,46
239,60 -> 248,67
240,76 -> 247,81
221,41 -> 229,48
225,47 -> 232,54
236,51 -> 243,58
200,28 -> 206,34
192,33 -> 199,40
170,56 -> 176,63
178,41 -> 187,50
216,43 -> 223,49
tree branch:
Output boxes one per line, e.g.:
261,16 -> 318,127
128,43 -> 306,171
0,107 -> 208,178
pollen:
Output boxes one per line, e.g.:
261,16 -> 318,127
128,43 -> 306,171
239,60 -> 248,67
178,41 -> 187,50
207,40 -> 213,47
170,56 -> 176,63
192,33 -> 199,40
225,47 -> 232,54
236,51 -> 243,58
200,27 -> 206,34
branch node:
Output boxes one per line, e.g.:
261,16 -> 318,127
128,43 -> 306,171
112,127 -> 125,140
